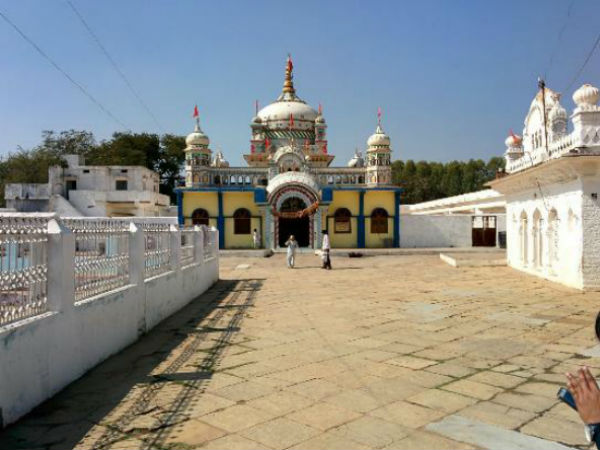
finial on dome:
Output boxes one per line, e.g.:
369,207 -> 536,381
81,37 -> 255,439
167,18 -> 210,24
282,54 -> 295,95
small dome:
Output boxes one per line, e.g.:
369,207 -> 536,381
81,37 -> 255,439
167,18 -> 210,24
315,114 -> 326,124
548,102 -> 567,121
367,124 -> 391,148
212,151 -> 229,168
573,84 -> 599,107
347,150 -> 364,167
186,123 -> 209,147
505,133 -> 523,148
252,115 -> 263,124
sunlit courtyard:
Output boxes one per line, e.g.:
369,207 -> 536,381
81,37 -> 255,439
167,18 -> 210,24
1,254 -> 599,449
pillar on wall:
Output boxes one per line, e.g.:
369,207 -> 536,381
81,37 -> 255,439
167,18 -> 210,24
394,190 -> 401,248
176,191 -> 183,226
315,208 -> 323,249
357,191 -> 365,248
265,208 -> 273,249
217,190 -> 225,249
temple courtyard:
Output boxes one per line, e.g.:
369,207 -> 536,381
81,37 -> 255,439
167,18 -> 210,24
2,253 -> 600,450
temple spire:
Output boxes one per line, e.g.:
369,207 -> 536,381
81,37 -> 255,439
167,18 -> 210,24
282,54 -> 295,95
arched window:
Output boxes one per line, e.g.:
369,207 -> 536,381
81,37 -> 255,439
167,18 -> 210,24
547,209 -> 558,272
191,208 -> 209,226
334,208 -> 351,233
532,209 -> 543,269
371,208 -> 389,234
233,208 -> 251,234
520,211 -> 528,265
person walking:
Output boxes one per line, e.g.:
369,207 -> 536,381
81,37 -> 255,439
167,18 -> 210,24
321,230 -> 331,269
252,228 -> 261,249
285,235 -> 298,268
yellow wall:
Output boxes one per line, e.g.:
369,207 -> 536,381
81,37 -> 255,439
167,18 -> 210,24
327,217 -> 357,247
222,192 -> 260,216
182,192 -> 219,218
364,191 -> 395,216
328,191 -> 359,248
365,217 -> 394,248
364,191 -> 396,248
329,191 -> 359,215
223,192 -> 261,249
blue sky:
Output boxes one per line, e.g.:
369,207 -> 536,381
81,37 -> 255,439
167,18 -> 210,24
1,0 -> 599,166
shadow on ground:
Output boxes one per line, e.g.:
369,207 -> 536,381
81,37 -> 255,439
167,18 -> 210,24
0,278 -> 263,450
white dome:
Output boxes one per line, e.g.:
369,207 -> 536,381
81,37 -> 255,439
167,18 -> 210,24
505,133 -> 523,148
573,84 -> 599,107
257,100 -> 318,128
315,114 -> 326,124
367,124 -> 390,148
186,124 -> 209,147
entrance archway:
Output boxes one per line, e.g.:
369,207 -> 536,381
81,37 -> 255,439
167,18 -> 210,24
278,197 -> 310,247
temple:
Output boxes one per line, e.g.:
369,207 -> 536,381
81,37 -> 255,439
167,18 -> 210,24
176,56 -> 401,249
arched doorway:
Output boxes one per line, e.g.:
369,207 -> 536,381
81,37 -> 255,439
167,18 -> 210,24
278,197 -> 310,247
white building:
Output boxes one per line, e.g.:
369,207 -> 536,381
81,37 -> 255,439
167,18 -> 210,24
489,83 -> 600,290
5,154 -> 171,217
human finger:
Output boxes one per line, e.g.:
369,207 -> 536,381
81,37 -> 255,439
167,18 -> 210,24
583,367 -> 599,392
579,367 -> 592,392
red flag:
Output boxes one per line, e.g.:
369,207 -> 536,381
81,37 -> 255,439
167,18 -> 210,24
377,106 -> 382,123
289,113 -> 294,129
287,54 -> 293,72
193,105 -> 199,118
318,103 -> 323,115
264,137 -> 270,151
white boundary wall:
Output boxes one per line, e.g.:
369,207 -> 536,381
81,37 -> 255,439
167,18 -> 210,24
0,218 -> 219,426
400,215 -> 473,248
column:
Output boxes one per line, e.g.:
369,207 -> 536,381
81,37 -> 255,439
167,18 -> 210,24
357,191 -> 365,248
394,190 -> 401,248
176,190 -> 183,226
217,190 -> 225,249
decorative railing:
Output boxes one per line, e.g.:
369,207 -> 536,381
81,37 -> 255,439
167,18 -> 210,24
0,214 -> 219,326
203,226 -> 217,261
63,218 -> 130,302
143,222 -> 172,278
179,227 -> 196,267
0,215 -> 50,326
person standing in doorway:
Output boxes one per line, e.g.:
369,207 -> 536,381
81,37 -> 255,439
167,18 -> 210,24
253,228 -> 261,249
321,230 -> 331,269
285,235 -> 298,268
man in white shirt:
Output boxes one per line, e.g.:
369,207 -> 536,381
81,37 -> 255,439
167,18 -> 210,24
321,230 -> 331,269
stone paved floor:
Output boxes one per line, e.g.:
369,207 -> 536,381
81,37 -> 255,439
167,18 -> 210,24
1,254 -> 600,449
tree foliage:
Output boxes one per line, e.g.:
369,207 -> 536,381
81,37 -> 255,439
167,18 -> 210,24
0,130 -> 186,206
392,157 -> 505,204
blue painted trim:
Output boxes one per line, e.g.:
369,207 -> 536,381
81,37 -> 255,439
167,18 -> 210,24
217,191 -> 225,249
325,186 -> 403,192
176,191 -> 183,226
254,188 -> 267,203
175,185 -> 402,193
357,191 -> 365,248
175,186 -> 259,192
394,191 -> 401,248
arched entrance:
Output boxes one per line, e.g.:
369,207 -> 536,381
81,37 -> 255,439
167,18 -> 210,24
278,197 -> 310,247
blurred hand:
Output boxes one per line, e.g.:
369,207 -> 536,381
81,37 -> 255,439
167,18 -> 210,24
566,367 -> 600,424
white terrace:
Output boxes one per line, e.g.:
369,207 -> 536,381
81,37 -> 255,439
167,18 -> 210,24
0,213 -> 219,426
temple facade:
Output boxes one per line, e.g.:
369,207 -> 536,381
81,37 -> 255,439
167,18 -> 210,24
489,82 -> 600,290
176,57 -> 401,249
